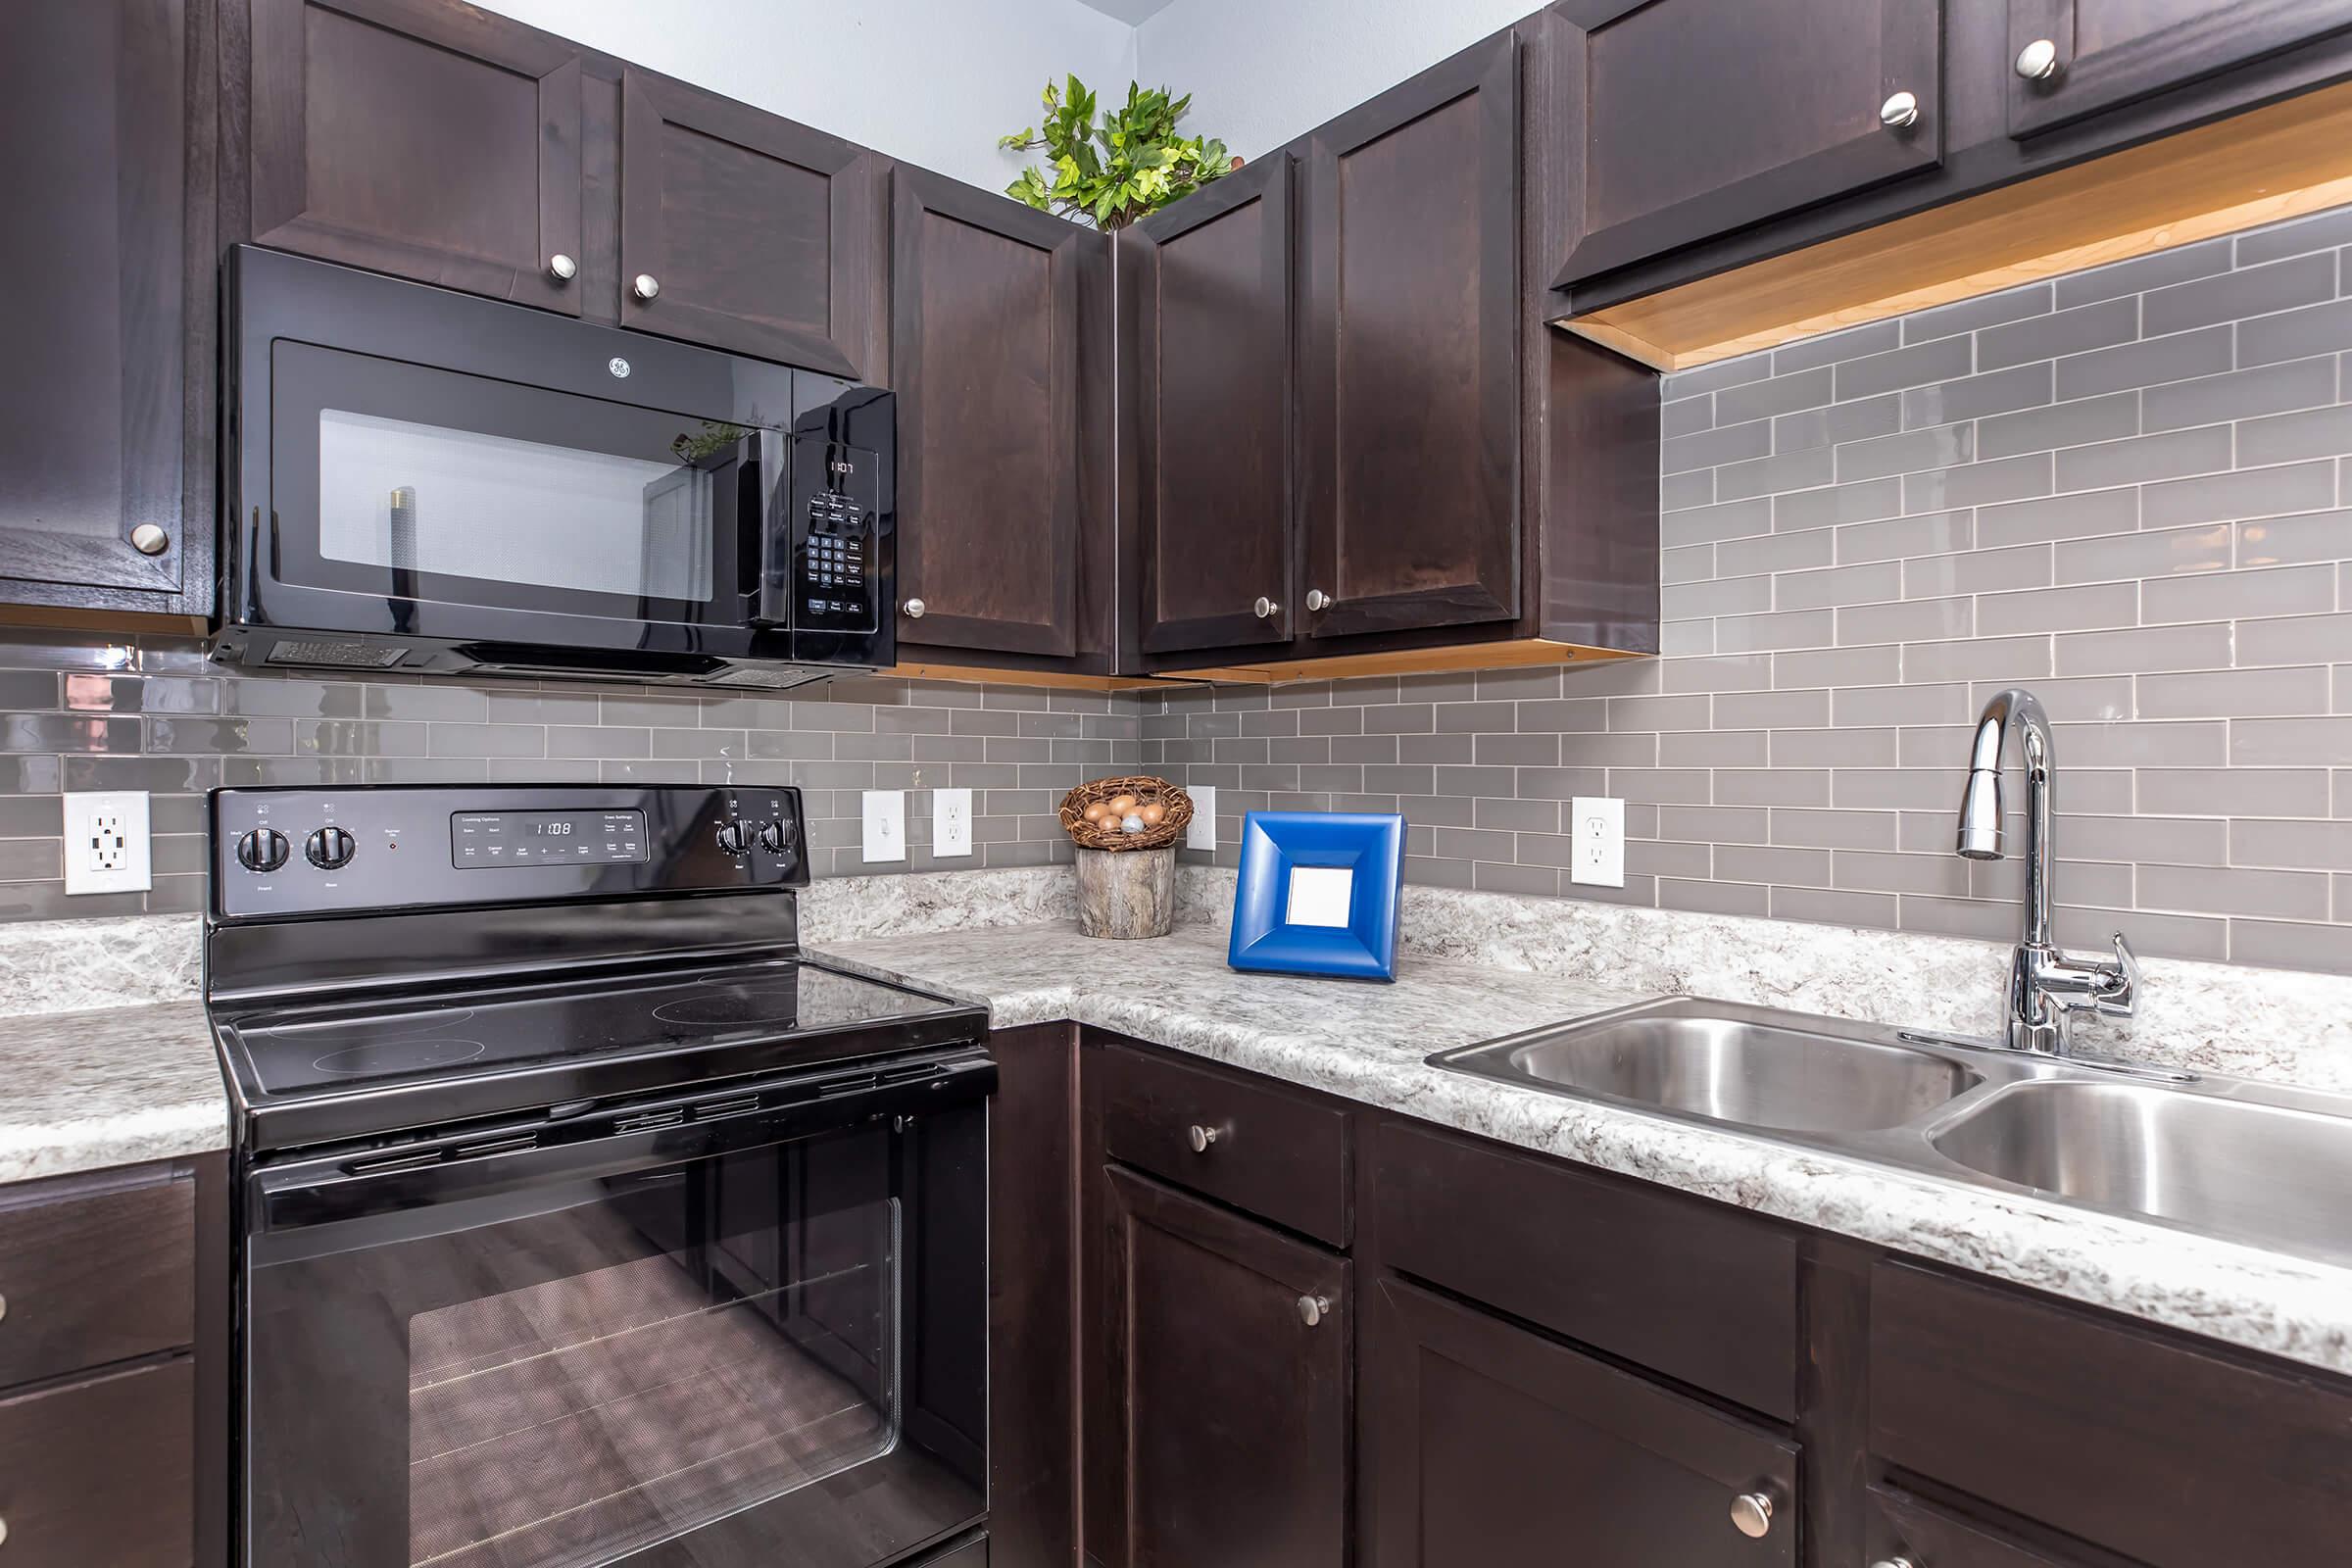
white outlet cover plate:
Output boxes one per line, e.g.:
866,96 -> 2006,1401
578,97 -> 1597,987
862,789 -> 906,863
1569,795 -> 1625,889
64,790 -> 152,895
933,787 -> 972,858
1185,785 -> 1217,851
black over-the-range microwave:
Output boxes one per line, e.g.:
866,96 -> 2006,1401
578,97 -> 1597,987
217,245 -> 894,688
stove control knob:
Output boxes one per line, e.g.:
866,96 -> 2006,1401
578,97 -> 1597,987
756,817 -> 790,855
305,826 -> 355,869
236,827 -> 289,873
714,819 -> 751,856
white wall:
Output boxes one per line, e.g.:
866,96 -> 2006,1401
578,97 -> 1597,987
1133,0 -> 1539,162
471,0 -> 1138,194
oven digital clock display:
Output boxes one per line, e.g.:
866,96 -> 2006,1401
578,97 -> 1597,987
451,809 -> 649,867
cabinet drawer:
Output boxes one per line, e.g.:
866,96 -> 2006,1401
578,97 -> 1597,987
1870,1260 -> 2352,1565
0,1172 -> 194,1387
1869,1483 -> 2094,1568
1093,1038 -> 1350,1247
1367,1118 -> 1797,1419
0,1357 -> 194,1567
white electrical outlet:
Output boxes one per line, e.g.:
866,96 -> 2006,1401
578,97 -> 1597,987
1568,796 -> 1625,889
933,787 -> 972,858
1185,785 -> 1217,851
862,789 -> 906,863
64,790 -> 152,895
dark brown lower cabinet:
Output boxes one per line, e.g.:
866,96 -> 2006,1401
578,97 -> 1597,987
1086,1164 -> 1348,1568
1360,1275 -> 1797,1566
1049,1034 -> 2352,1568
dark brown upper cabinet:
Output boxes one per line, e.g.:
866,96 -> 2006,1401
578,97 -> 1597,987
1361,1276 -> 1799,1567
1122,154 -> 1296,657
891,170 -> 1109,665
1300,34 -> 1523,643
1086,1165 -> 1348,1568
618,69 -> 886,378
246,0 -> 583,313
2005,0 -> 2352,137
1546,0 -> 1944,289
0,0 -> 206,616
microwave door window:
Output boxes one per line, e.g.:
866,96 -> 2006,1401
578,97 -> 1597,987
317,410 -> 716,605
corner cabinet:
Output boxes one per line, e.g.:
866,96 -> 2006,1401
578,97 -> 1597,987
1544,0 -> 1945,289
1299,34 -> 1524,643
0,0 -> 209,618
890,171 -> 1114,671
1122,155 -> 1297,657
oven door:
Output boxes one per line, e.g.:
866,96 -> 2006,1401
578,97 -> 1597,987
240,1057 -> 990,1568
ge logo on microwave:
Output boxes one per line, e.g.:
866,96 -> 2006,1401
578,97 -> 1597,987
608,357 -> 631,378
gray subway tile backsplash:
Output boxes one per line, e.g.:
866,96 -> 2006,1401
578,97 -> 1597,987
5,208 -> 2351,973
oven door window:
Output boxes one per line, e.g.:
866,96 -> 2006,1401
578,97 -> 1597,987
245,1115 -> 981,1568
270,341 -> 779,626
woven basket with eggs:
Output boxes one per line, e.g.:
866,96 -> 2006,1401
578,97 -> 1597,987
1057,775 -> 1194,851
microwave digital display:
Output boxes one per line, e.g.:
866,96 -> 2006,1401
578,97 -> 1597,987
451,809 -> 648,867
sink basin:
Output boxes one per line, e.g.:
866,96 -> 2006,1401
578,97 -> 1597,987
1432,999 -> 1984,1136
1930,1080 -> 2352,1266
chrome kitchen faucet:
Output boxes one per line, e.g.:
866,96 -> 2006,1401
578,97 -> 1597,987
1954,688 -> 2139,1055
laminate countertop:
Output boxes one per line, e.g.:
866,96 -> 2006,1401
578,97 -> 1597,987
0,1001 -> 228,1182
816,918 -> 2352,1378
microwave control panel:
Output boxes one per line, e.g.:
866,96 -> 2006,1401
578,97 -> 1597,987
793,435 -> 880,634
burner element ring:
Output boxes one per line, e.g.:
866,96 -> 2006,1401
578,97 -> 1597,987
309,1038 -> 490,1078
652,985 -> 802,1028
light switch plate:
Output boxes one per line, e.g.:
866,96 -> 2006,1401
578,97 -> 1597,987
1568,796 -> 1625,888
933,787 -> 972,858
861,790 -> 906,863
1185,785 -> 1217,851
64,790 -> 151,895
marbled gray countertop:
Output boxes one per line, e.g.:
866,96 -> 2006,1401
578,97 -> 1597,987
0,1002 -> 228,1181
817,917 -> 2352,1377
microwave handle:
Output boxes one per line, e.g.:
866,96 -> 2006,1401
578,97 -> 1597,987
251,1052 -> 994,1236
752,426 -> 796,628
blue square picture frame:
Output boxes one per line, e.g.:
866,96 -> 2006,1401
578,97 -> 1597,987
1227,810 -> 1406,981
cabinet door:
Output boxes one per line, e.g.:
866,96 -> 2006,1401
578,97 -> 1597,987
619,69 -> 886,378
1300,36 -> 1520,642
1546,0 -> 1943,286
1362,1275 -> 1798,1568
0,0 -> 191,605
1870,1484 -> 2100,1568
1087,1166 -> 1348,1568
892,171 -> 1097,661
247,0 -> 582,312
2006,0 -> 2352,136
1127,155 -> 1295,655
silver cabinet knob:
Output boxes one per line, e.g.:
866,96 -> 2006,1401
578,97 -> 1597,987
1871,1559 -> 1918,1568
1187,1123 -> 1219,1152
1879,90 -> 1920,129
547,253 -> 577,281
1297,1294 -> 1330,1327
129,523 -> 170,556
0,1290 -> 9,1321
1729,1491 -> 1775,1539
1305,589 -> 1331,612
901,598 -> 926,619
631,272 -> 662,302
1252,596 -> 1279,619
2016,37 -> 2062,79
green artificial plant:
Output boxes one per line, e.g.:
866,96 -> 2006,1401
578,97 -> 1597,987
1000,75 -> 1234,230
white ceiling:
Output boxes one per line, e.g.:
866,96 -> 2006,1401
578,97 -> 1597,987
1074,0 -> 1179,23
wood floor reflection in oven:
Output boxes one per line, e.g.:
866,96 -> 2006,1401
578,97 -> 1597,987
404,1232 -> 894,1567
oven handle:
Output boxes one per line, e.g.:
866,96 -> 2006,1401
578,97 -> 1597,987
250,1051 -> 994,1236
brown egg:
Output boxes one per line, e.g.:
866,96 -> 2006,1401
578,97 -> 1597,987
1107,794 -> 1138,814
1082,802 -> 1109,823
1139,802 -> 1166,825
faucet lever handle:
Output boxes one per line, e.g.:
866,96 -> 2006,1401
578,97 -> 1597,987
2095,931 -> 2138,1016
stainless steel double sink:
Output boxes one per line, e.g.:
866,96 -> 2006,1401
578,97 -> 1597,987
1430,997 -> 2352,1269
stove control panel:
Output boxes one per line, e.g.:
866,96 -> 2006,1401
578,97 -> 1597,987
212,785 -> 809,920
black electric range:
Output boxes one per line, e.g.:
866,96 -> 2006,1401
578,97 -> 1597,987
207,784 -> 994,1568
